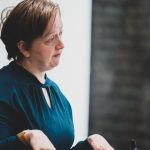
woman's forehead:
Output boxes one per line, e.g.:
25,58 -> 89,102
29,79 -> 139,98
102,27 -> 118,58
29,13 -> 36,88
42,14 -> 63,37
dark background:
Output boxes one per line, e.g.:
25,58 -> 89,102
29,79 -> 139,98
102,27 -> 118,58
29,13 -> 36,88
89,0 -> 150,150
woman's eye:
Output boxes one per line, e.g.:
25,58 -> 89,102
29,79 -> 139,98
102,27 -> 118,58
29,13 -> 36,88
45,31 -> 63,44
49,34 -> 55,41
46,34 -> 55,43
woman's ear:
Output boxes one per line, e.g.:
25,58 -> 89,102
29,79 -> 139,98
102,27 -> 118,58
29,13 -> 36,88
17,40 -> 30,58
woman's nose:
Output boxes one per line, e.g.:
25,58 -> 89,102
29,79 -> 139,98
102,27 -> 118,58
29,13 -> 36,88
56,38 -> 65,50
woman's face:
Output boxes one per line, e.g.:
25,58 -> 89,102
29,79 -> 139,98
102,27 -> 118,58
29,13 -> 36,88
26,13 -> 64,71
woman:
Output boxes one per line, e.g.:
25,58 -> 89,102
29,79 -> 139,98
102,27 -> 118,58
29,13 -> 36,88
0,0 -> 114,150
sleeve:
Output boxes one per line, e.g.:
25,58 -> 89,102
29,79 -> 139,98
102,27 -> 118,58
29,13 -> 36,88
71,139 -> 93,150
0,100 -> 28,150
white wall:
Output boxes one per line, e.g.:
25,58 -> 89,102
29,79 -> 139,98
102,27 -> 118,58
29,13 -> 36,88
0,0 -> 92,145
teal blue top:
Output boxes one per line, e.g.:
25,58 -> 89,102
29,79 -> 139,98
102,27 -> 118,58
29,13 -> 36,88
0,61 -> 92,150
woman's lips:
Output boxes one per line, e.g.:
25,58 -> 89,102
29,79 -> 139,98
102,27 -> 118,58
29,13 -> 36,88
53,53 -> 61,57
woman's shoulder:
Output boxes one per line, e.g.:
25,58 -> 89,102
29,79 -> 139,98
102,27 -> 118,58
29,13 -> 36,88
0,63 -> 16,85
0,63 -> 17,97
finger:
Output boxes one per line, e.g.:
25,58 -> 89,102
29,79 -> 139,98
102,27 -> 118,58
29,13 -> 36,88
90,141 -> 104,150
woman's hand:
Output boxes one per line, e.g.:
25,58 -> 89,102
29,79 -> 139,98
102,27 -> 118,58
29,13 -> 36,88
19,129 -> 56,150
87,134 -> 114,150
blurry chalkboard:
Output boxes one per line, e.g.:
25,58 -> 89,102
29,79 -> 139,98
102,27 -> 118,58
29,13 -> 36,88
89,0 -> 150,150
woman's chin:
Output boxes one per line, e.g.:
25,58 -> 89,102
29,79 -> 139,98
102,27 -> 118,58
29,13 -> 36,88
46,61 -> 60,70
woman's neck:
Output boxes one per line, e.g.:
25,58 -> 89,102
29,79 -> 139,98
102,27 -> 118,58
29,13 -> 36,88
17,60 -> 46,84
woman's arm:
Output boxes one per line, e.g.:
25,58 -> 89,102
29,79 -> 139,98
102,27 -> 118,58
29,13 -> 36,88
0,101 -> 56,150
0,101 -> 27,150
